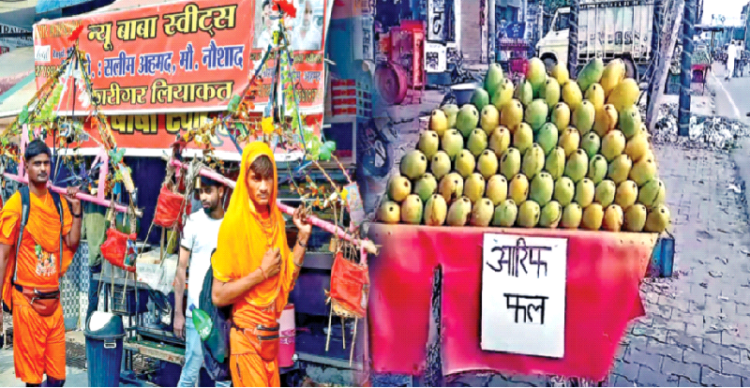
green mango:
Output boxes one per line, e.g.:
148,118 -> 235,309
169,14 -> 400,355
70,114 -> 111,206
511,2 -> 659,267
471,89 -> 491,114
478,150 -> 499,179
455,149 -> 477,178
572,100 -> 596,135
485,63 -> 505,97
499,148 -> 522,180
424,194 -> 448,226
545,147 -> 566,180
400,150 -> 428,180
638,179 -> 666,209
470,198 -> 495,227
378,200 -> 401,224
492,199 -> 518,227
400,194 -> 423,224
526,58 -> 547,95
540,77 -> 561,109
456,104 -> 480,137
564,149 -> 589,183
525,99 -> 550,131
441,129 -> 464,160
464,173 -> 487,204
515,79 -> 534,107
430,151 -> 452,180
418,130 -> 440,160
577,58 -> 605,95
553,177 -> 575,207
537,123 -> 559,155
529,172 -> 555,207
388,175 -> 411,202
467,128 -> 489,157
447,196 -> 472,226
574,178 -> 595,208
413,173 -> 438,203
581,132 -> 601,159
522,143 -> 546,179
587,154 -> 608,184
441,104 -> 460,129
594,179 -> 616,208
486,175 -> 508,206
539,200 -> 563,228
492,79 -> 516,111
618,106 -> 642,139
517,200 -> 541,228
561,203 -> 583,229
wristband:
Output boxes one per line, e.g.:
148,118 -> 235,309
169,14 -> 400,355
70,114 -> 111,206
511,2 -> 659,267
259,266 -> 267,280
72,212 -> 82,218
297,239 -> 308,248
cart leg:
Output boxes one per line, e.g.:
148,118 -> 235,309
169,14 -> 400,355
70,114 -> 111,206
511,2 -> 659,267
350,318 -> 358,366
342,316 -> 346,349
325,304 -> 333,352
160,227 -> 165,261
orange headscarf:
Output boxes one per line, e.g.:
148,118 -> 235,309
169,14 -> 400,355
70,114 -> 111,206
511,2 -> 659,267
212,142 -> 294,320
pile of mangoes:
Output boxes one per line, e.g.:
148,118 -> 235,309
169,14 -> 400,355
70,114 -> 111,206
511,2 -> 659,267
378,58 -> 671,233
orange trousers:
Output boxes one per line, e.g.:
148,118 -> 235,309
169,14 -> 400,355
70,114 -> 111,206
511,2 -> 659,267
228,325 -> 281,387
230,353 -> 280,387
11,288 -> 66,384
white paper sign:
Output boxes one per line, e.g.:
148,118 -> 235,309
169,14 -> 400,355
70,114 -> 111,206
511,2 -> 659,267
481,234 -> 568,358
425,43 -> 447,73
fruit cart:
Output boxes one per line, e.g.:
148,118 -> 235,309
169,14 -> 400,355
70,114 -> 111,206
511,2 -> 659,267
691,49 -> 712,94
366,57 -> 675,385
498,38 -> 530,82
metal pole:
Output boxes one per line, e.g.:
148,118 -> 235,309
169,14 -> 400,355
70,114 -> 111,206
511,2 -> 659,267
568,0 -> 580,78
647,0 -> 664,109
678,0 -> 696,136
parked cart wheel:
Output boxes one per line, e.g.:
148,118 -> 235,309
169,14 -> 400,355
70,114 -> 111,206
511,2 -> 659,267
375,61 -> 408,105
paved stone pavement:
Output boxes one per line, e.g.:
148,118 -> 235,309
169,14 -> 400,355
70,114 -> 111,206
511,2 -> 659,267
0,325 -> 89,387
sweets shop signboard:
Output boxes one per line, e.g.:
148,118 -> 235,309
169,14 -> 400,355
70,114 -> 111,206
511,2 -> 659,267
33,0 -> 332,155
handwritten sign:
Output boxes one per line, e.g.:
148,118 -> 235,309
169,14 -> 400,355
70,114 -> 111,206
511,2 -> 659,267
481,234 -> 567,358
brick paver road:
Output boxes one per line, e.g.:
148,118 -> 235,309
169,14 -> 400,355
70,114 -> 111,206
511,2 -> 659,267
439,143 -> 750,388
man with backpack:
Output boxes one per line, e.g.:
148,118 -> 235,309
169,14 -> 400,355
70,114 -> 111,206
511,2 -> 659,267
0,139 -> 82,387
211,142 -> 312,387
173,176 -> 230,387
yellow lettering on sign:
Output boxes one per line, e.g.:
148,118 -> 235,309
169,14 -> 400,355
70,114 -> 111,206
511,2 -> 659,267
87,22 -> 114,51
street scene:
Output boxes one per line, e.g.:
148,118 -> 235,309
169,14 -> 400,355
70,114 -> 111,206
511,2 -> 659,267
2,0 -> 750,386
360,0 -> 750,386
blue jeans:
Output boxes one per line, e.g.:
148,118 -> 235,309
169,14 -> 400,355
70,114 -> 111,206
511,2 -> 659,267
177,319 -> 231,387
86,263 -> 102,321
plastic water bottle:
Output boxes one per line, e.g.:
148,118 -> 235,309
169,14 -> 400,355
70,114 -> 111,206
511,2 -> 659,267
190,305 -> 213,341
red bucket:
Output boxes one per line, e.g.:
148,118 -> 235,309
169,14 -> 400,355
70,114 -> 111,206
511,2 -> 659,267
278,304 -> 296,368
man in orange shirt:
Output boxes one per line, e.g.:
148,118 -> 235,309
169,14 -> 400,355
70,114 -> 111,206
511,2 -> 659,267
0,139 -> 82,387
211,142 -> 312,387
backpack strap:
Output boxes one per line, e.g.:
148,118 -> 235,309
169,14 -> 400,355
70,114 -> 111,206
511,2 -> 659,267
12,187 -> 65,285
49,191 -> 64,279
12,187 -> 31,285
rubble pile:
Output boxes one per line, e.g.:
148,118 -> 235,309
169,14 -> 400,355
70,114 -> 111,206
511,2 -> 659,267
652,103 -> 750,149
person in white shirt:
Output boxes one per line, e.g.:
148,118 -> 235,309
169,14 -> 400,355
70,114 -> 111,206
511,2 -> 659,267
292,0 -> 322,51
256,0 -> 276,49
727,41 -> 737,81
173,176 -> 229,387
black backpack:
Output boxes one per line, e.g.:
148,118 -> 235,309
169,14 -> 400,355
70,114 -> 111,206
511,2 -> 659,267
198,249 -> 232,381
2,186 -> 63,313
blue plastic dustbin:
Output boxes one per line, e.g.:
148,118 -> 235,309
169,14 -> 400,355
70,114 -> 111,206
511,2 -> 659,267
85,311 -> 125,387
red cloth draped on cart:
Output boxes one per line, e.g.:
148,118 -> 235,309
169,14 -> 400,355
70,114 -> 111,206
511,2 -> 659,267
366,224 -> 656,381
